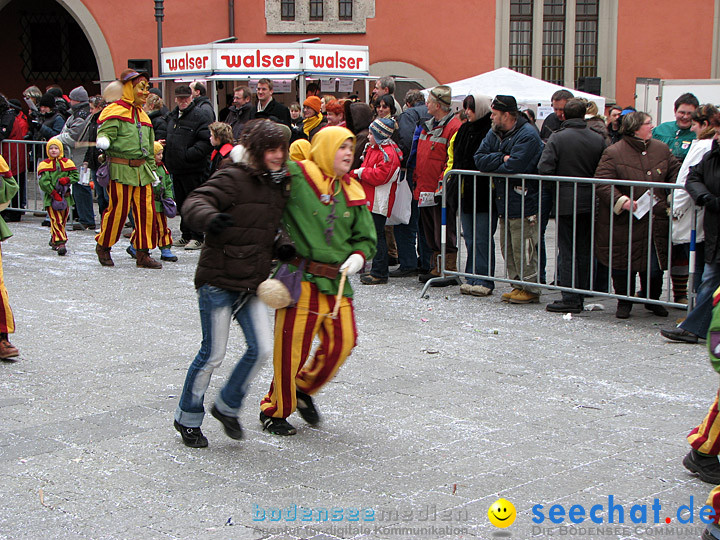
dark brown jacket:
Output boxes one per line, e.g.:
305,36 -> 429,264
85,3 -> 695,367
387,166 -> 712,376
183,150 -> 292,292
594,136 -> 680,271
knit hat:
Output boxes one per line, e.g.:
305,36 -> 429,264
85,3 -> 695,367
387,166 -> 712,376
429,85 -> 452,106
69,86 -> 89,103
153,141 -> 164,155
174,85 -> 192,97
39,93 -> 55,109
303,96 -> 322,114
149,87 -> 162,98
239,119 -> 288,170
491,95 -> 519,113
369,117 -> 395,143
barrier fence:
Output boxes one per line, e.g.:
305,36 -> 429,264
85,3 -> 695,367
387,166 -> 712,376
1,139 -> 54,215
421,169 -> 697,313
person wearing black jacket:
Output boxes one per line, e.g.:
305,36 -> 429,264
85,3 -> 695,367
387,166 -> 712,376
164,85 -> 213,249
538,98 -> 607,313
254,79 -> 291,127
225,87 -> 255,140
449,93 -> 495,296
145,93 -> 167,141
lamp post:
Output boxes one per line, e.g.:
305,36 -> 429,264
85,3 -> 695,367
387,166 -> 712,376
155,0 -> 164,77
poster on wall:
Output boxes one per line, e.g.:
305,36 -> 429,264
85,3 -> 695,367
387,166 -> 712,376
337,79 -> 355,93
320,79 -> 336,92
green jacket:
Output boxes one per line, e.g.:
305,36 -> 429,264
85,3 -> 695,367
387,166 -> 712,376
652,121 -> 695,162
38,158 -> 79,208
0,170 -> 19,242
98,118 -> 156,186
708,286 -> 720,373
153,164 -> 175,213
282,161 -> 376,298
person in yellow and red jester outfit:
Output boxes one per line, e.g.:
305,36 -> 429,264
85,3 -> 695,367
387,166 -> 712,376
0,156 -> 19,359
94,69 -> 161,269
259,126 -> 376,436
37,137 -> 78,256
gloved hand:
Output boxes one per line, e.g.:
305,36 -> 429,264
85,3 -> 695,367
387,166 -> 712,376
58,176 -> 70,186
339,253 -> 364,276
207,213 -> 234,236
698,193 -> 720,212
51,190 -> 63,201
96,136 -> 110,150
276,243 -> 296,262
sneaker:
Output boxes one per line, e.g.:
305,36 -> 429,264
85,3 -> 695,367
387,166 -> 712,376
57,244 -> 67,256
389,267 -> 418,278
71,222 -> 83,231
616,301 -> 632,319
41,219 -> 50,227
546,300 -> 583,314
211,405 -> 243,440
126,245 -> 137,259
470,285 -> 492,297
0,339 -> 19,359
509,290 -> 540,304
173,238 -> 189,248
173,420 -> 208,448
360,274 -> 388,285
660,327 -> 700,344
430,276 -> 460,287
160,247 -> 178,262
296,391 -> 321,425
501,288 -> 521,302
460,283 -> 473,295
184,239 -> 203,250
683,449 -> 720,484
645,303 -> 669,317
259,412 -> 297,436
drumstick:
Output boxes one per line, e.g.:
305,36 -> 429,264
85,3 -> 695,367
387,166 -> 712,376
331,268 -> 348,319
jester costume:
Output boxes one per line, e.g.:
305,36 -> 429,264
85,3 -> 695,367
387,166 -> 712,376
0,156 -> 19,358
37,138 -> 78,251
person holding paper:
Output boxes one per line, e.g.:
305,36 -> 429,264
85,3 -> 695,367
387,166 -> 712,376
594,111 -> 680,319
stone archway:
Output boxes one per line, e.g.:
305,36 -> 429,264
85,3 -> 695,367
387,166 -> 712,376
369,61 -> 440,90
0,0 -> 115,88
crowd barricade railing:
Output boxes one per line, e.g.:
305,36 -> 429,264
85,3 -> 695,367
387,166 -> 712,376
0,139 -> 51,216
420,168 -> 695,313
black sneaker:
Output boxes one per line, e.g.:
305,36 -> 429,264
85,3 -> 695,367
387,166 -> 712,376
645,303 -> 669,317
259,412 -> 297,436
211,405 -> 243,440
683,449 -> 720,484
174,420 -> 208,448
546,300 -> 583,314
296,391 -> 321,425
389,267 -> 418,277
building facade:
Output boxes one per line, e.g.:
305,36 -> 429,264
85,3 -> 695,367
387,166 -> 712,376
0,0 -> 719,109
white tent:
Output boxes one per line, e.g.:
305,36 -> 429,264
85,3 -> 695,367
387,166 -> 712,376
429,67 -> 606,115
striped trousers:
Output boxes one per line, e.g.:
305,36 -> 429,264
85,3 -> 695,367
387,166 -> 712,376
688,389 -> 720,522
260,281 -> 357,419
95,182 -> 156,250
153,211 -> 173,248
0,246 -> 14,334
46,205 -> 68,244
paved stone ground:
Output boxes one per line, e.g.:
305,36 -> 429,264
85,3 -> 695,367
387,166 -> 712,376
0,214 -> 716,540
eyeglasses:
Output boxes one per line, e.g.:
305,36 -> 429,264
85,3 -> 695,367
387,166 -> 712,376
642,120 -> 653,125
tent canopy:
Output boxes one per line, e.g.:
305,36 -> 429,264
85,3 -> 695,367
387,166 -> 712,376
427,67 -> 606,112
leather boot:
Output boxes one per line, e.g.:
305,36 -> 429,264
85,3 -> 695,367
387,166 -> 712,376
136,249 -> 162,269
444,251 -> 458,272
95,243 -> 114,267
430,251 -> 460,287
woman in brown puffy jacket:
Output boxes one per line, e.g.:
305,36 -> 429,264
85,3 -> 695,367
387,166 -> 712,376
594,111 -> 681,319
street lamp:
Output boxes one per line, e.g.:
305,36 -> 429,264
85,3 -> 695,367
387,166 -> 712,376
155,0 -> 164,76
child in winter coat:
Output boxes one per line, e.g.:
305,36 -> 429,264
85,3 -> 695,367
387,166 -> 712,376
37,137 -> 78,256
352,117 -> 402,284
127,142 -> 177,262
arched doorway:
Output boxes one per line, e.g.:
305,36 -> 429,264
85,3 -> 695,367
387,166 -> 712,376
369,61 -> 440,98
0,0 -> 114,100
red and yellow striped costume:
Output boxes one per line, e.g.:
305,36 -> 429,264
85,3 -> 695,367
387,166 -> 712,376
96,182 -> 157,250
0,157 -> 17,334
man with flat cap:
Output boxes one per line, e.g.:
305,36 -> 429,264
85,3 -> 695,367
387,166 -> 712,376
414,85 -> 462,286
474,94 -> 544,304
164,85 -> 213,250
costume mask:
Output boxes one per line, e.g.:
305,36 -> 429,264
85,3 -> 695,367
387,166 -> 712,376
133,79 -> 150,107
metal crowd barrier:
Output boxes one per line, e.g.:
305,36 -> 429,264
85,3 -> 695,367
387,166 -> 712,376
0,139 -> 51,215
421,168 -> 695,313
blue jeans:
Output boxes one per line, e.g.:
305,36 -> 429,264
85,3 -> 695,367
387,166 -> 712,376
94,170 -> 109,218
680,262 -> 720,338
175,286 -> 272,427
460,211 -> 497,288
394,170 -> 430,270
538,185 -> 554,283
72,183 -> 95,226
371,212 -> 389,279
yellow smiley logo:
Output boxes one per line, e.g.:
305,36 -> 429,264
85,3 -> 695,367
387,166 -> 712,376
488,498 -> 516,528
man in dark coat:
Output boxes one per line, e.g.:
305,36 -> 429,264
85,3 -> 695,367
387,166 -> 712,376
538,98 -> 607,313
225,86 -> 255,140
164,85 -> 213,249
190,81 -> 215,122
254,79 -> 291,127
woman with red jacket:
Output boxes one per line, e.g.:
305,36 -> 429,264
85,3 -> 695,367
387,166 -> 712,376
353,117 -> 402,284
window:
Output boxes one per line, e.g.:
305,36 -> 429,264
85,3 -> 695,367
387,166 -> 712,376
339,0 -> 352,20
309,0 -> 323,20
281,0 -> 295,20
575,0 -> 598,86
509,0 -> 533,75
542,0 -> 565,85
